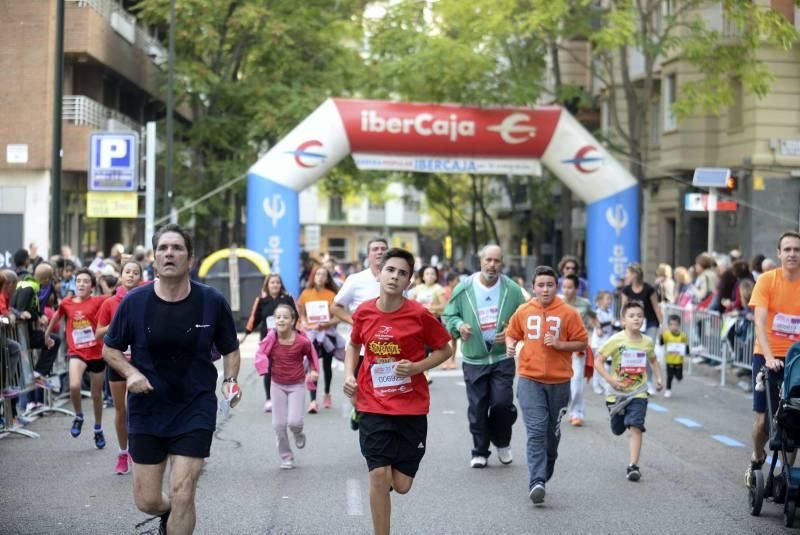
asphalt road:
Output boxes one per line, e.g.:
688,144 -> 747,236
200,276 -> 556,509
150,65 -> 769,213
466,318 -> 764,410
0,338 -> 794,534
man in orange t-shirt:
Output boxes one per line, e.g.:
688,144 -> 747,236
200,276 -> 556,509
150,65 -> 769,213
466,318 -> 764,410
506,266 -> 588,506
746,231 -> 800,485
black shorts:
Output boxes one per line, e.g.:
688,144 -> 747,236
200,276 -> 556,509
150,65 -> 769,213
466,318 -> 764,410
753,354 -> 783,414
107,365 -> 125,382
129,429 -> 214,465
607,398 -> 647,435
69,355 -> 106,374
359,413 -> 427,478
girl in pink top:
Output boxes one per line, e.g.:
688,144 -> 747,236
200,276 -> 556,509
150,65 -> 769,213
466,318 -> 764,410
255,303 -> 319,469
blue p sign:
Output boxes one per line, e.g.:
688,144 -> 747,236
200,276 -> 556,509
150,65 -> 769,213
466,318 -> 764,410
98,136 -> 130,168
89,132 -> 138,192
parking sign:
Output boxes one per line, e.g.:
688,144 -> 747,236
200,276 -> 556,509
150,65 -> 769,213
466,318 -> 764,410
89,132 -> 138,191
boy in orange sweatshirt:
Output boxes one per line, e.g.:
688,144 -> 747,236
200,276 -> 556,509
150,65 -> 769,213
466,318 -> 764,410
506,266 -> 588,506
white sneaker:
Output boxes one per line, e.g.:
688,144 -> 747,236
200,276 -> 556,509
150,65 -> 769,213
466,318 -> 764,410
592,386 -> 604,395
664,389 -> 672,398
497,447 -> 513,465
294,431 -> 306,449
280,459 -> 295,470
529,483 -> 546,505
470,456 -> 488,468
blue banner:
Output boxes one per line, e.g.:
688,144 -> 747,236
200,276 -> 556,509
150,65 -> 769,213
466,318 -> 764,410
246,174 -> 300,297
585,185 -> 640,298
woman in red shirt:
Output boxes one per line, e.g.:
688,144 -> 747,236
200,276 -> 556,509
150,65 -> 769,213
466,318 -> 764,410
44,269 -> 109,450
95,260 -> 143,475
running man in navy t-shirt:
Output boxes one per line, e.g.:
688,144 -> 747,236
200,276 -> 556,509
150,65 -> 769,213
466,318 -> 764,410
103,224 -> 240,535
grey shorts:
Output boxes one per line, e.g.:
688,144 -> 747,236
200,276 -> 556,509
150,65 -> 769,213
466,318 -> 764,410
607,397 -> 647,435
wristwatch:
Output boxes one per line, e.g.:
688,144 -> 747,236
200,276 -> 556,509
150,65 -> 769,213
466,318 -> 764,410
222,377 -> 238,384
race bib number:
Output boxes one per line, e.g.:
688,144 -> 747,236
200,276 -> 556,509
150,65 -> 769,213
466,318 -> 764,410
266,315 -> 276,330
666,343 -> 686,356
479,305 -> 498,331
72,326 -> 97,349
370,362 -> 413,395
620,348 -> 647,374
305,301 -> 330,324
772,313 -> 800,340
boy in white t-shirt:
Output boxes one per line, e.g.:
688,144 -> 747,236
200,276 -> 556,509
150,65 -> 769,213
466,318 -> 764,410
590,291 -> 615,395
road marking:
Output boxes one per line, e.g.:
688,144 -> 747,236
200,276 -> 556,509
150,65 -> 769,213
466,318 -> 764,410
648,402 -> 668,413
675,417 -> 702,429
346,479 -> 363,516
711,435 -> 745,447
456,381 -> 466,387
442,410 -> 456,415
767,455 -> 783,468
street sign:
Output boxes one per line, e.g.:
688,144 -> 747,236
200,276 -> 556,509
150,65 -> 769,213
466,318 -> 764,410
692,167 -> 730,188
86,191 -> 138,218
89,132 -> 138,191
684,193 -> 737,212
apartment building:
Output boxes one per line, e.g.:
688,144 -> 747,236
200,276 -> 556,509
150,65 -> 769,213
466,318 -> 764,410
298,182 -> 424,265
0,0 -> 183,264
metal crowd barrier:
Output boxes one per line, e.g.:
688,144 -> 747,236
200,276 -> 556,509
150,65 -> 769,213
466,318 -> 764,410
0,319 -> 39,438
25,323 -> 75,419
661,303 -> 755,387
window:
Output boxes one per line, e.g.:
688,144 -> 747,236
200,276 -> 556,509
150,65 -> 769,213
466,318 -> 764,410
663,74 -> 677,132
728,77 -> 743,130
329,196 -> 345,221
327,237 -> 348,262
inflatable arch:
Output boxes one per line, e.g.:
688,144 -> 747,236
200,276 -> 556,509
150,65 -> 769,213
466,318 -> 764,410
248,99 -> 639,297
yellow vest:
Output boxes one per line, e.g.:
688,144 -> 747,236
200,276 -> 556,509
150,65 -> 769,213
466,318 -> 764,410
661,331 -> 688,365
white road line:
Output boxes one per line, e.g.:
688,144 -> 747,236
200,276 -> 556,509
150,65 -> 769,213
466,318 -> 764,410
711,435 -> 745,447
346,479 -> 364,516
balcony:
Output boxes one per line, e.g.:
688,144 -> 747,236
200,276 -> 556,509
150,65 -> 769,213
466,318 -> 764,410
62,95 -> 142,172
65,0 -> 167,100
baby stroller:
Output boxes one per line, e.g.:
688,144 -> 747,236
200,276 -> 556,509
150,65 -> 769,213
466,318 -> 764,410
749,341 -> 800,527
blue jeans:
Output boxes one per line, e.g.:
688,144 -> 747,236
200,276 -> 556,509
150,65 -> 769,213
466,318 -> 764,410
517,377 -> 570,490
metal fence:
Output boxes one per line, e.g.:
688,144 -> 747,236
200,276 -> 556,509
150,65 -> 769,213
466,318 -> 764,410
661,303 -> 755,387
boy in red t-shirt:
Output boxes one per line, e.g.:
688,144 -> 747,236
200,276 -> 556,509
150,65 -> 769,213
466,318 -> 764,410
343,248 -> 452,535
44,269 -> 109,449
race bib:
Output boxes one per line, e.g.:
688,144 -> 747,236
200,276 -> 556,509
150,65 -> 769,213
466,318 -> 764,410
72,326 -> 97,349
305,301 -> 330,324
266,315 -> 276,330
479,305 -> 498,331
772,313 -> 800,340
620,348 -> 647,374
666,343 -> 686,356
370,362 -> 413,396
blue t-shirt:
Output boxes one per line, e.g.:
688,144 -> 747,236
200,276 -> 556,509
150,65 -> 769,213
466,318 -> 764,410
472,277 -> 501,343
104,281 -> 239,437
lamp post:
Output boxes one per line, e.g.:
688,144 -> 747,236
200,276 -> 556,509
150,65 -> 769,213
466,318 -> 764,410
50,0 -> 65,255
164,0 -> 176,218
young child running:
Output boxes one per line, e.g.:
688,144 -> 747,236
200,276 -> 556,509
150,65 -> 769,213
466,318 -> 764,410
591,291 -> 615,395
342,248 -> 452,535
594,300 -> 664,481
254,303 -> 319,469
659,315 -> 688,398
44,269 -> 110,448
95,260 -> 143,475
505,266 -> 588,506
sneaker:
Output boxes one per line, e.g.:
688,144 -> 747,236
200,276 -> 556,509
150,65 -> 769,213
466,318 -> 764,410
592,386 -> 604,395
294,431 -> 307,449
70,416 -> 84,437
16,415 -> 33,425
497,447 -> 513,465
470,456 -> 488,468
264,400 -> 272,413
307,401 -> 318,414
626,464 -> 641,481
745,456 -> 766,487
350,409 -> 361,431
94,428 -> 106,449
570,417 -> 583,427
323,394 -> 332,409
115,452 -> 131,475
664,389 -> 672,398
529,483 -> 546,505
280,459 -> 295,470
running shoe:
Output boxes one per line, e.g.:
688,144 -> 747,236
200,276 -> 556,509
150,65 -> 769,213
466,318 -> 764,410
745,456 -> 766,487
307,401 -> 318,414
497,447 -> 513,465
664,389 -> 672,398
323,394 -> 332,409
529,483 -> 546,505
70,416 -> 84,437
626,464 -> 641,481
280,459 -> 295,470
294,431 -> 307,449
350,409 -> 361,431
115,452 -> 131,475
94,428 -> 106,449
263,400 -> 272,413
470,456 -> 488,468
